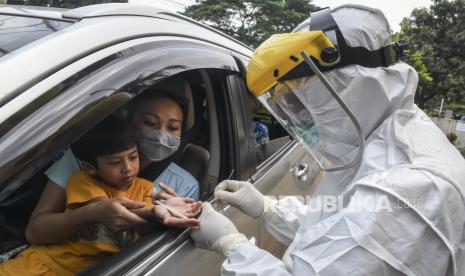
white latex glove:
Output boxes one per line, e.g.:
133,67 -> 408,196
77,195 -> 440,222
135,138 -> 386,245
215,180 -> 275,218
191,202 -> 249,256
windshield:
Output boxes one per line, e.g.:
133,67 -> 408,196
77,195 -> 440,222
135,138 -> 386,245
0,14 -> 72,57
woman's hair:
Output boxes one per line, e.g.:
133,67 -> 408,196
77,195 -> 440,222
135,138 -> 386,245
127,88 -> 189,131
72,115 -> 138,167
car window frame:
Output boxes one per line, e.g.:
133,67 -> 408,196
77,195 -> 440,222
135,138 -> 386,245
0,37 -> 239,201
83,68 -> 240,275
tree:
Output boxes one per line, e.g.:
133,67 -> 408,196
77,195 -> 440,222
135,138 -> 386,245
397,0 -> 465,111
183,0 -> 319,48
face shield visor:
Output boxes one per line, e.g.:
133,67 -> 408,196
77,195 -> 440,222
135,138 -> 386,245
247,7 -> 407,172
257,66 -> 364,171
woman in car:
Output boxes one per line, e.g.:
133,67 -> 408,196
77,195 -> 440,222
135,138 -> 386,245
25,85 -> 200,245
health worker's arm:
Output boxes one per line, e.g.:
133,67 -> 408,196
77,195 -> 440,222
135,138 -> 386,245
222,185 -> 451,276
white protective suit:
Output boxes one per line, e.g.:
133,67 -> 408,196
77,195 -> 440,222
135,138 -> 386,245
220,5 -> 465,276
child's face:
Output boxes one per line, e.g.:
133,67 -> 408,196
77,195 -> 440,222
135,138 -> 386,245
95,146 -> 139,190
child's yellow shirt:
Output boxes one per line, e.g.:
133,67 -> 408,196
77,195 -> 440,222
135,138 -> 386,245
0,171 -> 154,276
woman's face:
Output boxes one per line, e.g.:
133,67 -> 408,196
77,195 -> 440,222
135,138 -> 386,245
134,96 -> 183,138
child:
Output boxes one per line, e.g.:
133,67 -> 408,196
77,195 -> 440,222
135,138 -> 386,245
0,116 -> 192,275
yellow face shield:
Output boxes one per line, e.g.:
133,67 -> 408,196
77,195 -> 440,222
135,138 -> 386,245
246,26 -> 365,172
246,31 -> 337,98
245,6 -> 408,171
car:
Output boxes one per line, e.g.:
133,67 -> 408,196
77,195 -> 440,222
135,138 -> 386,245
0,3 -> 319,275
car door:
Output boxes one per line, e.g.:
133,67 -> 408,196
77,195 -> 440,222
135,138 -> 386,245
0,34 -> 242,275
116,68 -> 257,276
140,69 -> 321,276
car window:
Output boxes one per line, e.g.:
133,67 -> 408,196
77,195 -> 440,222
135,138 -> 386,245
0,15 -> 72,58
246,93 -> 290,167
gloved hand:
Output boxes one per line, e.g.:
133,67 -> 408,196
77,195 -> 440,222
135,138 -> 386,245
215,180 -> 275,219
191,202 -> 249,256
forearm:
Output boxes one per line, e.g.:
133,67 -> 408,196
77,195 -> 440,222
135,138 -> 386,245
26,203 -> 99,245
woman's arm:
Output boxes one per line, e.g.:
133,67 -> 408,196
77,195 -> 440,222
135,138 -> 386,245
26,180 -> 147,245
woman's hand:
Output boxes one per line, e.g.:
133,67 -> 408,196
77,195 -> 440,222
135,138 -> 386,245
91,197 -> 149,232
152,183 -> 178,200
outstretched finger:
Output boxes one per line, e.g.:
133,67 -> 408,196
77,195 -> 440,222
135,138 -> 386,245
185,206 -> 202,217
152,192 -> 171,201
159,183 -> 178,197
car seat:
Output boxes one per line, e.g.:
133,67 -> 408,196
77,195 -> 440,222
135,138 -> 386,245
179,143 -> 210,199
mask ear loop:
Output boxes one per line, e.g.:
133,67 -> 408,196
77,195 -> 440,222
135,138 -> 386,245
300,51 -> 365,172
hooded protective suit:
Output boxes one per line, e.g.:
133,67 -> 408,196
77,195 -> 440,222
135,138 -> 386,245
192,5 -> 465,275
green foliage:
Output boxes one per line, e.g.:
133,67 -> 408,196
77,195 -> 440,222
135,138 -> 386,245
6,0 -> 126,8
396,0 -> 465,111
184,0 -> 319,48
446,132 -> 458,144
443,103 -> 465,115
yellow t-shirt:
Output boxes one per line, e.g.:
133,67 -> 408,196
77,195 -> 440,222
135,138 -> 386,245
0,171 -> 154,276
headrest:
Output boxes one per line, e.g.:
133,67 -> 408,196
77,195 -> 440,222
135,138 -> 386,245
155,77 -> 195,130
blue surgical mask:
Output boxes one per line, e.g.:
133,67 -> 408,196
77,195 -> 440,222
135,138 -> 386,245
138,129 -> 180,161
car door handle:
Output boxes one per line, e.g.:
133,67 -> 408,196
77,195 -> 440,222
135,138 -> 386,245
292,163 -> 309,181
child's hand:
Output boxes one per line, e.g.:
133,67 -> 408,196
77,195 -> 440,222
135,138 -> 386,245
153,205 -> 201,227
160,197 -> 202,218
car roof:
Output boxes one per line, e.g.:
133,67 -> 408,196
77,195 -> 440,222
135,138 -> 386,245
0,5 -> 68,20
0,3 -> 252,108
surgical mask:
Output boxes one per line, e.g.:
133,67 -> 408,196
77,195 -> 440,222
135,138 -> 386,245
138,129 -> 180,161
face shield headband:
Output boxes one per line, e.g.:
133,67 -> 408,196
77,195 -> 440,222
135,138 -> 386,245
281,7 -> 408,82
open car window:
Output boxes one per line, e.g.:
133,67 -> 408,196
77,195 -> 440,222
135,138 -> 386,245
0,70 -> 216,271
